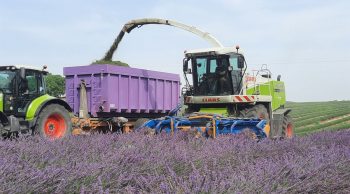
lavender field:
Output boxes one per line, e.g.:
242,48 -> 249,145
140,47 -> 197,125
0,130 -> 349,193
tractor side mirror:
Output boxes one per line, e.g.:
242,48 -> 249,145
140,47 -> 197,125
20,67 -> 26,79
238,56 -> 245,69
19,67 -> 29,94
277,75 -> 281,81
183,58 -> 189,72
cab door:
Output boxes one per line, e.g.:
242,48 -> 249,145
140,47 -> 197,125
15,70 -> 45,117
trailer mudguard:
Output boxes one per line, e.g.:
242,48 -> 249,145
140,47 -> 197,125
25,94 -> 72,121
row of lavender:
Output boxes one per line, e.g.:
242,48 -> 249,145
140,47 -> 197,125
0,130 -> 349,193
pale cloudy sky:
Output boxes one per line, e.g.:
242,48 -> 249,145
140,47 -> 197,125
0,0 -> 349,102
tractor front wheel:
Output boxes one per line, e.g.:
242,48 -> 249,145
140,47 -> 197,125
35,104 -> 72,139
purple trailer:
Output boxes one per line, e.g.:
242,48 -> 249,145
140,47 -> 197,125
63,64 -> 180,134
64,64 -> 180,118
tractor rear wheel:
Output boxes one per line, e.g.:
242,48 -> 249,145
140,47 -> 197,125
281,115 -> 293,138
35,104 -> 72,139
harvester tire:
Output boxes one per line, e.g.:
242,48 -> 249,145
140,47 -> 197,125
281,115 -> 293,138
240,104 -> 270,123
34,104 -> 72,139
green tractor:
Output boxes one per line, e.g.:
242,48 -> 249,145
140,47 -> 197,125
182,46 -> 293,138
0,65 -> 72,139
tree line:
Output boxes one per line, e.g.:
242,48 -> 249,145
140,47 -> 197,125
45,74 -> 65,97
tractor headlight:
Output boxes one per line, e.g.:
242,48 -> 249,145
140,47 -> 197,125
4,95 -> 13,112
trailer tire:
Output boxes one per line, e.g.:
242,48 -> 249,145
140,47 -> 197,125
35,104 -> 72,139
134,118 -> 150,130
281,115 -> 293,138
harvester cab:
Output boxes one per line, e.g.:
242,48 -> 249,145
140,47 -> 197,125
182,46 -> 245,97
0,65 -> 72,138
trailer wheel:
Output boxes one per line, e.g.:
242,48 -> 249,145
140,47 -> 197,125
143,127 -> 156,136
282,115 -> 293,138
134,118 -> 150,130
35,104 -> 72,139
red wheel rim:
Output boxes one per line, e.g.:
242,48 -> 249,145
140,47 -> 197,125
286,123 -> 293,138
44,114 -> 66,139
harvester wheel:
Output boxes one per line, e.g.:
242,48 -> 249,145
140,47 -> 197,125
35,104 -> 72,139
281,115 -> 293,138
240,104 -> 269,123
240,104 -> 270,136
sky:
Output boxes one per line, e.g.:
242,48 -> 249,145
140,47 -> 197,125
0,0 -> 349,102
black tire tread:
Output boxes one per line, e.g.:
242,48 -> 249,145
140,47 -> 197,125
281,114 -> 293,138
240,104 -> 270,123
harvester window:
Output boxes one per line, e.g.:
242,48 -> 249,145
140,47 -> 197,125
196,58 -> 207,83
229,56 -> 239,70
209,59 -> 217,73
193,56 -> 234,96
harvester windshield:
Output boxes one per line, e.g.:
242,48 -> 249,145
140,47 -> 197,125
192,54 -> 241,96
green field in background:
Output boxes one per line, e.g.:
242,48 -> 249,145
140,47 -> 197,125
286,101 -> 350,135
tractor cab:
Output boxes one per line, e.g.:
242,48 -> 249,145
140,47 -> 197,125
183,47 -> 245,96
0,65 -> 47,117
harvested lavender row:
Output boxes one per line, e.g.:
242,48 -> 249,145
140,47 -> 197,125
0,131 -> 349,193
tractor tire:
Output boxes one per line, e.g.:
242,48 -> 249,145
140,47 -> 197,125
240,104 -> 270,123
34,104 -> 72,139
240,104 -> 270,137
281,115 -> 293,138
134,118 -> 150,130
